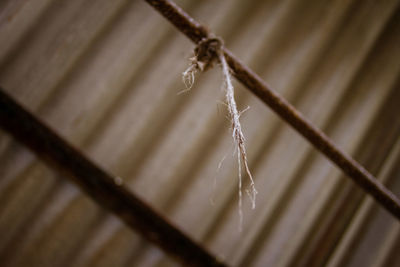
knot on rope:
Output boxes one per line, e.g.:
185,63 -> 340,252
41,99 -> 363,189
195,37 -> 223,71
182,37 -> 223,90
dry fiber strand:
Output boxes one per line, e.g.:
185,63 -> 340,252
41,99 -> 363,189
182,38 -> 257,230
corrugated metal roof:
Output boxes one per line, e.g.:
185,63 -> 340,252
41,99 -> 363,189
0,0 -> 399,266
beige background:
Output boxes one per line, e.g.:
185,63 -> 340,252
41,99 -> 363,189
0,0 -> 399,266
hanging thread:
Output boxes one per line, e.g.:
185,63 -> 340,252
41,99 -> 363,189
182,37 -> 257,231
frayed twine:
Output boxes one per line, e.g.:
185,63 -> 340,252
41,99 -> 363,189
182,37 -> 257,231
180,38 -> 222,94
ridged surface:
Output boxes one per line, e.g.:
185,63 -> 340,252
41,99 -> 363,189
0,0 -> 399,266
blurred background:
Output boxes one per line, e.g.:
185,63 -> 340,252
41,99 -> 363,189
0,0 -> 399,266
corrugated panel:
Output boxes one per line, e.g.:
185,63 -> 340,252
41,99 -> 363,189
0,0 -> 399,266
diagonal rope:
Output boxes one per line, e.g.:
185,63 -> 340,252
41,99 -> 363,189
0,88 -> 227,267
144,0 -> 400,220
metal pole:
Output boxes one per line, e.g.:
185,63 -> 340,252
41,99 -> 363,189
0,88 -> 227,267
144,0 -> 400,220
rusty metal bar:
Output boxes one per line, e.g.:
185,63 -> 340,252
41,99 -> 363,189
144,0 -> 400,219
0,88 -> 227,267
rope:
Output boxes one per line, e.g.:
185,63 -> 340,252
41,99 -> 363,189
182,37 -> 258,230
145,0 -> 400,221
0,88 -> 227,267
